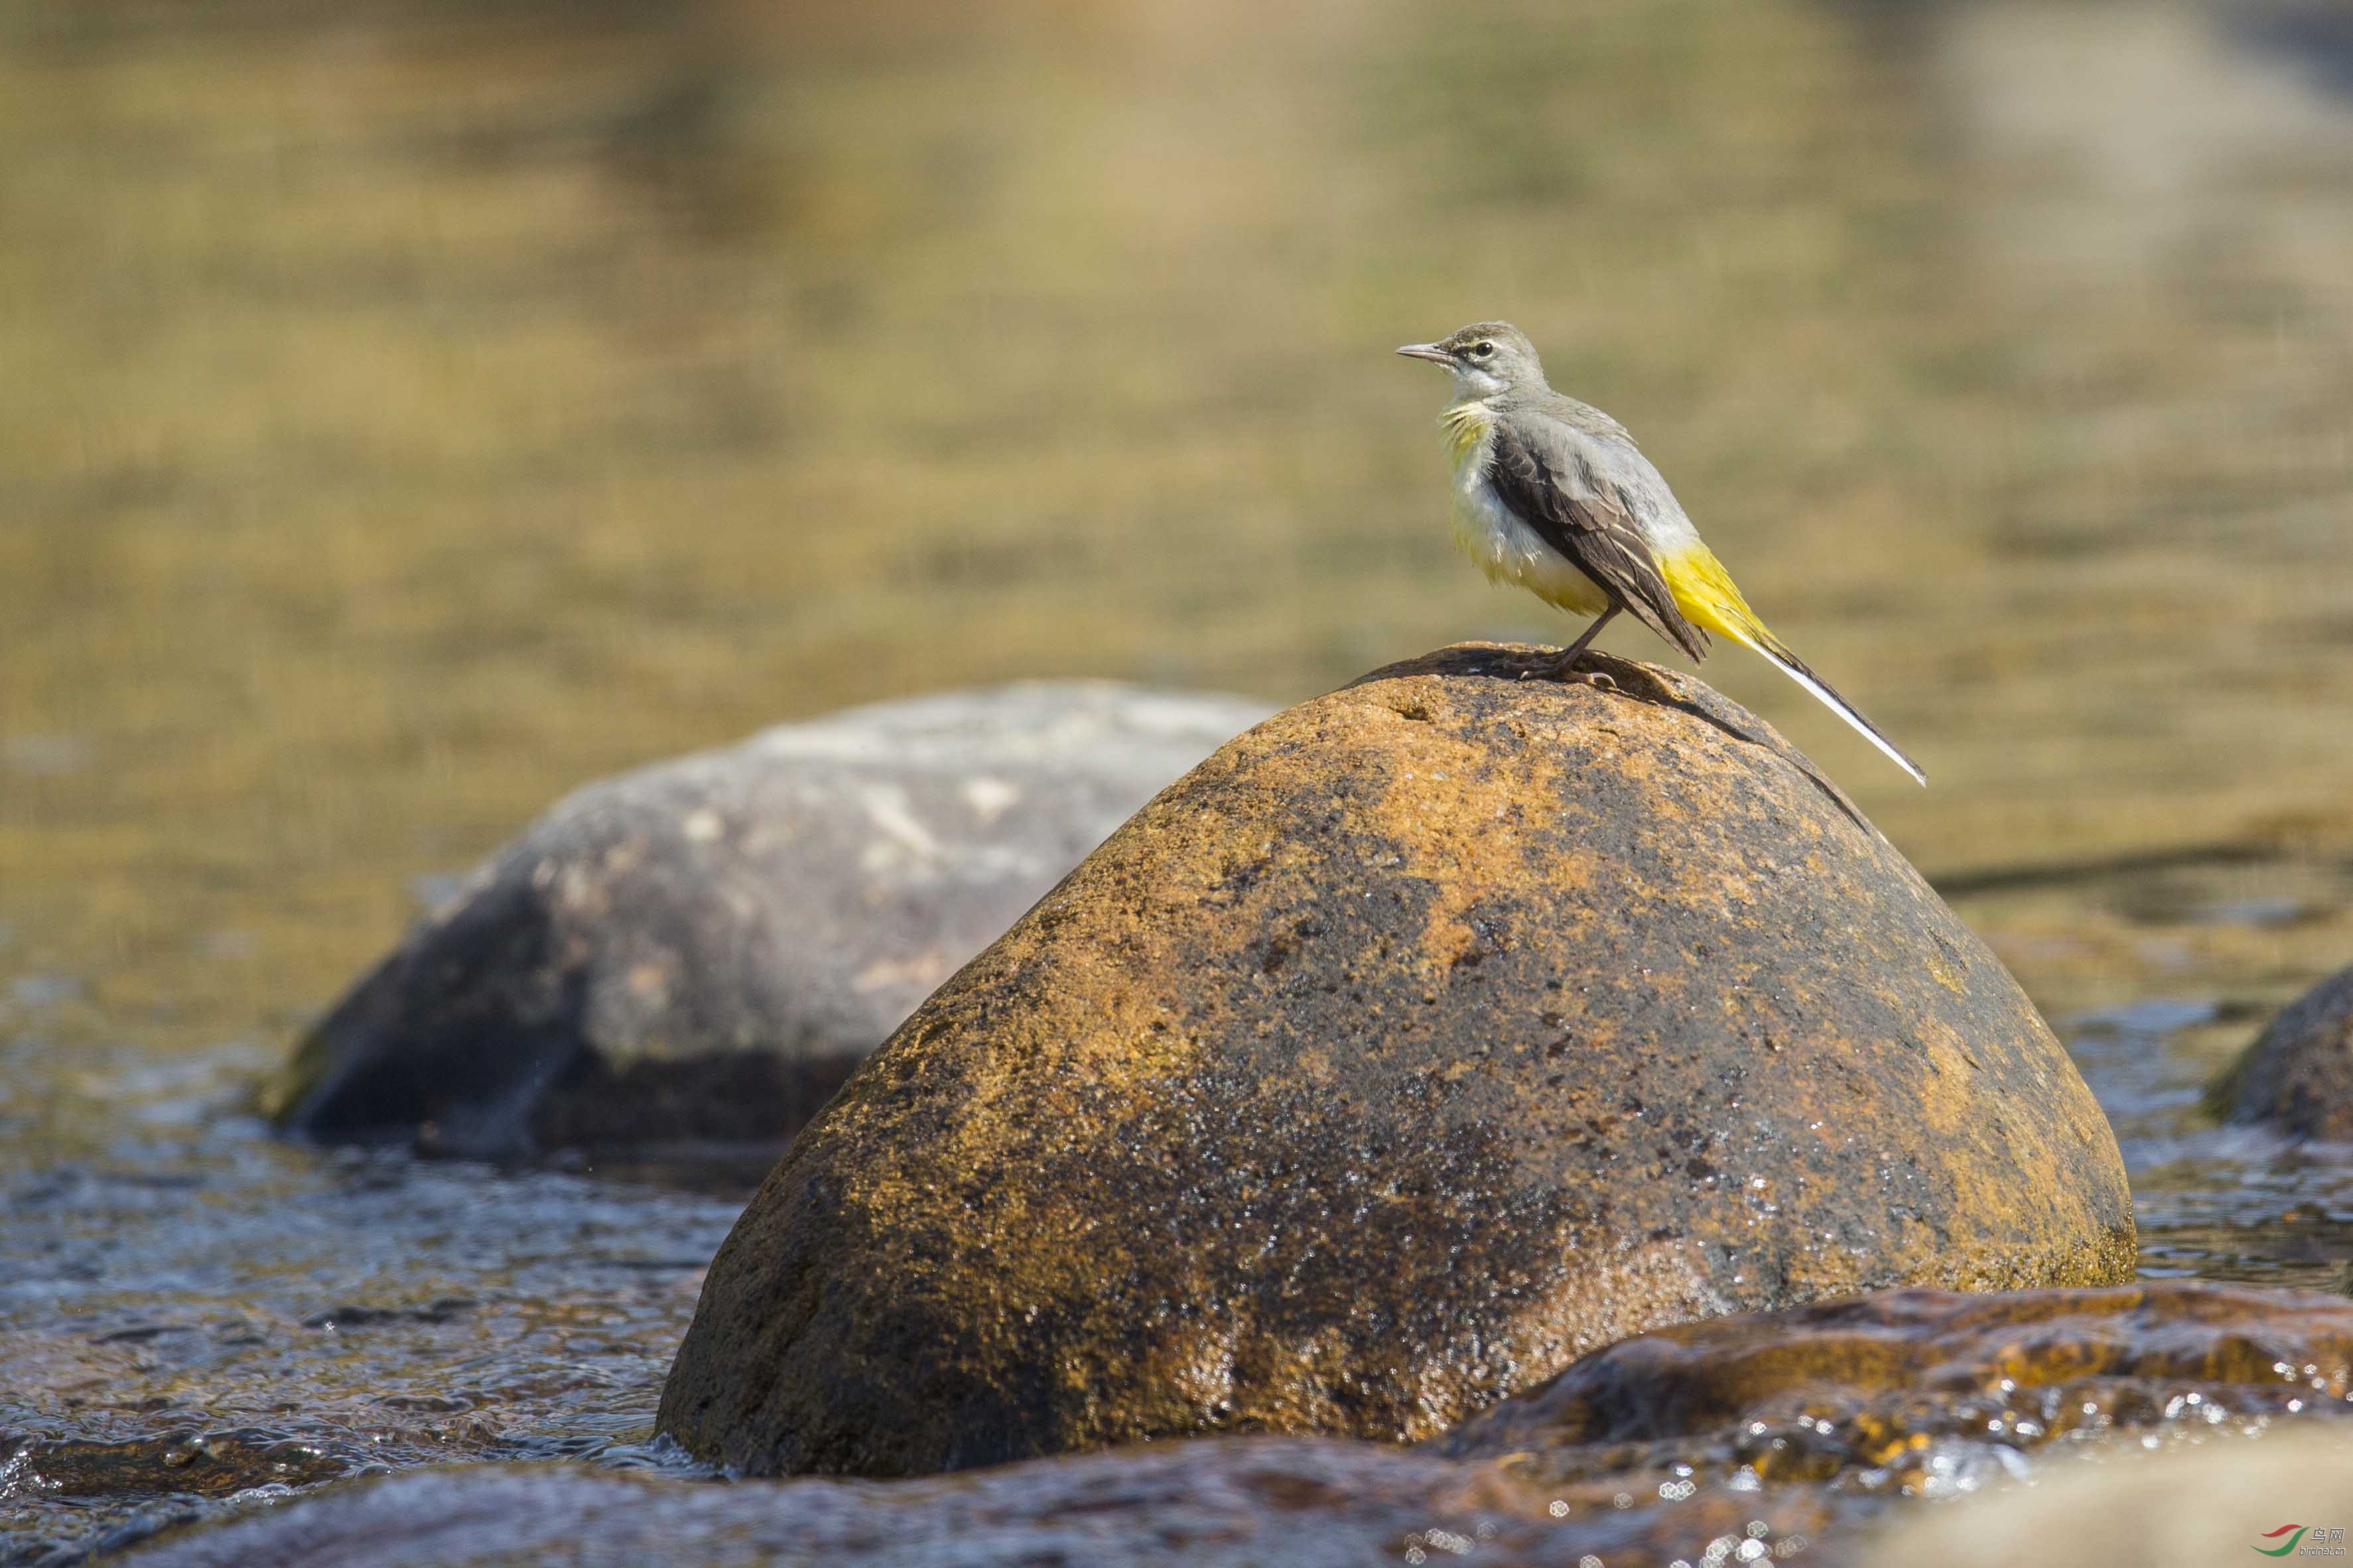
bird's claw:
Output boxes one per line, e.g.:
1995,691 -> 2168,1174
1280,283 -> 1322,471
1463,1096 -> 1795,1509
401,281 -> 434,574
1536,655 -> 1680,703
1527,651 -> 1609,688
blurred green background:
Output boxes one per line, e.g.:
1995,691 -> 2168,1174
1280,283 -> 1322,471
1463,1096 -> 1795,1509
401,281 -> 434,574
5,0 -> 2353,1053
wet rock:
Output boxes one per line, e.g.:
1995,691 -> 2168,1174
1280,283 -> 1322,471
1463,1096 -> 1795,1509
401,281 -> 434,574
263,683 -> 1270,1158
1863,1424 -> 2353,1567
2,1428 -> 347,1504
2210,966 -> 2353,1139
658,644 -> 2134,1478
1435,1279 -> 2353,1492
113,1441 -> 1832,1568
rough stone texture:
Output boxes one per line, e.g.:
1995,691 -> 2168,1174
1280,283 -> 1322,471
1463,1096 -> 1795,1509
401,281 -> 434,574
2210,964 -> 2353,1139
1434,1279 -> 2353,1485
657,643 -> 2135,1478
110,1443 -> 1828,1568
264,683 -> 1271,1157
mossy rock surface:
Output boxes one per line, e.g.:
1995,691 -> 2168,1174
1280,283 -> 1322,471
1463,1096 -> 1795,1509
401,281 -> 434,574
659,644 -> 2135,1476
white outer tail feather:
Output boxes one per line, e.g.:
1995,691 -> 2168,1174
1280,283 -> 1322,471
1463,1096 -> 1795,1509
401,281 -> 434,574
1716,624 -> 1928,786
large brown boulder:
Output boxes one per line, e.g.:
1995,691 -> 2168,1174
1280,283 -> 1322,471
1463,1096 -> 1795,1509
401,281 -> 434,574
658,644 -> 2135,1477
2210,965 -> 2353,1139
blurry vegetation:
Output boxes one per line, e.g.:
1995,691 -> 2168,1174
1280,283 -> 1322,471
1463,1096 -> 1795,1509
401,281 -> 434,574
2,0 -> 2352,1049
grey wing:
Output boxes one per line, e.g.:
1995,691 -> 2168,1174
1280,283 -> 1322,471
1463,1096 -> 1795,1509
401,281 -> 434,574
1485,413 -> 1710,663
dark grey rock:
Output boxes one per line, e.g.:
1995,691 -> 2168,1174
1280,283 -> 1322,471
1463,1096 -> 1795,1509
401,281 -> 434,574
2211,964 -> 2353,1139
265,683 -> 1271,1157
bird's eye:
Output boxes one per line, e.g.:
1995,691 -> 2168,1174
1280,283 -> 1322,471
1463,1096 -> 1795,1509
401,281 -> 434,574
1472,342 -> 1495,358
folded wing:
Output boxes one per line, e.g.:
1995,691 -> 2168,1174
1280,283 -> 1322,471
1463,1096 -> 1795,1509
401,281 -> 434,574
1485,414 -> 1711,664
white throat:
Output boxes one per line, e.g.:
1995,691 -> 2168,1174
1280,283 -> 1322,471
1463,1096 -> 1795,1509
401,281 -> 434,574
1449,365 -> 1509,401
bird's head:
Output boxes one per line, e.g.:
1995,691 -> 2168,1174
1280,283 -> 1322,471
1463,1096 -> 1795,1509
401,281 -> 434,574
1396,321 -> 1546,399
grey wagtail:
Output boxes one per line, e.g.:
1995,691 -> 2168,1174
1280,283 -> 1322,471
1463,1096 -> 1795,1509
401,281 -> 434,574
1399,320 -> 1926,784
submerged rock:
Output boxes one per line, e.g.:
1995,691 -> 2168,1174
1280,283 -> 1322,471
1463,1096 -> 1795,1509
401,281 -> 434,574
113,1441 -> 1829,1568
2210,966 -> 2353,1140
5,1430 -> 349,1507
1434,1279 -> 2353,1490
264,683 -> 1270,1158
659,644 -> 2133,1478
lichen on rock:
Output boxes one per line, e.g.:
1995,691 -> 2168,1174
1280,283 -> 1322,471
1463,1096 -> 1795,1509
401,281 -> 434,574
658,645 -> 2135,1477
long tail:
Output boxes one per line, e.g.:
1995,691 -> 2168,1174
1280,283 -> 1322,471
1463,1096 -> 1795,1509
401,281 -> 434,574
1664,547 -> 1928,785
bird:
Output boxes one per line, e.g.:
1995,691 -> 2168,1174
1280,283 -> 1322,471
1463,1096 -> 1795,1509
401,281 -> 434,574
1397,320 -> 1926,785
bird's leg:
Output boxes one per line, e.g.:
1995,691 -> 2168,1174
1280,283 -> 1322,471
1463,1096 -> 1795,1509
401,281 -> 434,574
1532,607 -> 1619,683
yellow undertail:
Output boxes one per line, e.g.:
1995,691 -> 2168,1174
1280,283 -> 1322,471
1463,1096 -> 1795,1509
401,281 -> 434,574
1660,545 -> 1927,785
1658,544 -> 1770,651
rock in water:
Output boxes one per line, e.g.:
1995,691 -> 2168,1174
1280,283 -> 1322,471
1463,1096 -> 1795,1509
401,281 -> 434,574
2210,965 -> 2353,1139
1432,1279 -> 2353,1486
265,683 -> 1272,1157
658,644 -> 2134,1477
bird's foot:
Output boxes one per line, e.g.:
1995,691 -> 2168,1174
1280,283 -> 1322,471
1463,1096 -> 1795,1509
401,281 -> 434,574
1523,649 -> 1611,688
1528,651 -> 1682,704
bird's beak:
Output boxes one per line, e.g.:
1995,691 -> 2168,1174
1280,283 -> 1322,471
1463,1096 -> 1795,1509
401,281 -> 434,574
1396,342 -> 1455,366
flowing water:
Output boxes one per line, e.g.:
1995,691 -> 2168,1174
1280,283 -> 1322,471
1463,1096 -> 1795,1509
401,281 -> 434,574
7,0 -> 2353,1560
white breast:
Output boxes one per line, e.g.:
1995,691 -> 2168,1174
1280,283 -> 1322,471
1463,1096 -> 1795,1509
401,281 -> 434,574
1445,414 -> 1613,618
